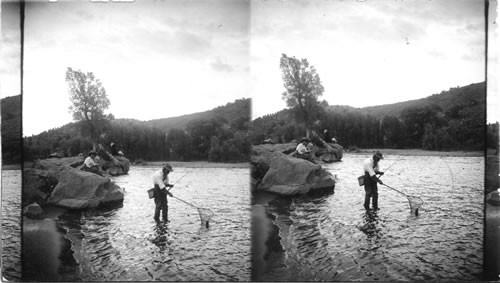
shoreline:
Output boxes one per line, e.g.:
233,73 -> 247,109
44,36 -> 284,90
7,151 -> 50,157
135,161 -> 249,168
346,148 -> 486,157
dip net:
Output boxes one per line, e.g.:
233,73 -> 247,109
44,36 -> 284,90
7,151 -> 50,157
173,196 -> 214,227
198,207 -> 214,227
383,184 -> 424,216
407,195 -> 424,215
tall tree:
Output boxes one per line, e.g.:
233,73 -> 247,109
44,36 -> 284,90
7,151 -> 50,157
66,67 -> 110,146
280,54 -> 325,137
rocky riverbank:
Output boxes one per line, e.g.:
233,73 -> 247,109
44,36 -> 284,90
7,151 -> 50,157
21,155 -> 127,281
251,143 -> 337,196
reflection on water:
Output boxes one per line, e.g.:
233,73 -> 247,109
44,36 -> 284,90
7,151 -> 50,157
257,154 -> 484,281
1,170 -> 22,281
58,166 -> 251,281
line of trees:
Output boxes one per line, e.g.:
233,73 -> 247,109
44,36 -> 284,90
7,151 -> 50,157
250,102 -> 488,151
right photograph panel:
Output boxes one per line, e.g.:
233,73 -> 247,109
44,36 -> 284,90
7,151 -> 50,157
249,0 -> 491,281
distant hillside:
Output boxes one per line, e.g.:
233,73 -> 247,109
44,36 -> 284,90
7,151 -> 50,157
1,95 -> 22,164
145,98 -> 250,133
358,82 -> 485,119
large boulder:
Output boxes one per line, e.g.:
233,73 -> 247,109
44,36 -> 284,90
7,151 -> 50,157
100,155 -> 130,176
22,168 -> 59,207
316,143 -> 343,163
252,144 -> 336,196
24,156 -> 125,211
96,144 -> 130,176
47,167 -> 124,209
33,156 -> 85,171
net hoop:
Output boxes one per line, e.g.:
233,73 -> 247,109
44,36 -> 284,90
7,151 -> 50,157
197,207 -> 214,226
407,195 -> 424,214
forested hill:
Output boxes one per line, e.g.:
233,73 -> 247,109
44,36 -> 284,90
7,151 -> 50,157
145,98 -> 250,133
23,98 -> 251,162
1,95 -> 22,164
359,82 -> 485,119
250,82 -> 487,151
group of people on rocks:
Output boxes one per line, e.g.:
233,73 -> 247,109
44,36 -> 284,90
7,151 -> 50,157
293,129 -> 338,163
81,142 -> 124,176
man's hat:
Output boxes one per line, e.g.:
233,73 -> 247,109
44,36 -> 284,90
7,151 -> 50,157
374,151 -> 384,159
89,150 -> 97,156
301,137 -> 310,142
163,163 -> 173,172
331,138 -> 337,143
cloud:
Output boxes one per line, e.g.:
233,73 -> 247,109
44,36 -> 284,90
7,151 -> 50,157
210,57 -> 234,72
174,30 -> 212,56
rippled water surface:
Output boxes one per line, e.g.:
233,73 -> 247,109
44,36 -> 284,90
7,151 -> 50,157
261,154 -> 484,281
59,166 -> 251,281
1,170 -> 22,281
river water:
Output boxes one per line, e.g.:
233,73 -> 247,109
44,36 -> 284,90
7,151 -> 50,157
1,170 -> 22,281
56,165 -> 251,281
256,154 -> 484,281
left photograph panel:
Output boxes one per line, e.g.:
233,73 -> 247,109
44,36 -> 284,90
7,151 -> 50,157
1,0 -> 252,281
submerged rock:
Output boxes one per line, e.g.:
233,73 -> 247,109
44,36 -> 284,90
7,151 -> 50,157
251,144 -> 336,196
23,203 -> 45,219
487,189 -> 500,206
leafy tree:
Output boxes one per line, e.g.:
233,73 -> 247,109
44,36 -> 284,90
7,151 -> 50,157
280,54 -> 325,137
66,67 -> 110,146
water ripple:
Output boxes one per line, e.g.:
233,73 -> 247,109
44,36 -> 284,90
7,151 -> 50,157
58,166 -> 251,281
262,154 -> 483,281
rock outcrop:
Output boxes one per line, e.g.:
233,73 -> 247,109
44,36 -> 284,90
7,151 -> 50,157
251,144 -> 336,196
96,144 -> 130,176
23,157 -> 125,213
47,168 -> 124,209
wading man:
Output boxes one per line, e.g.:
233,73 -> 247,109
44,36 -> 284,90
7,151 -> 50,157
152,163 -> 174,223
362,151 -> 384,211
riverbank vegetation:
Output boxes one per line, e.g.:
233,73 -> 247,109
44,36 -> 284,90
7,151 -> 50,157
23,98 -> 250,163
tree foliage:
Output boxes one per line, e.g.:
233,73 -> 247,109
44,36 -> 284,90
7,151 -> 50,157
280,54 -> 325,136
66,67 -> 110,142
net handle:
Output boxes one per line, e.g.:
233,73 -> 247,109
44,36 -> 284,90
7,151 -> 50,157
381,184 -> 408,197
171,195 -> 198,209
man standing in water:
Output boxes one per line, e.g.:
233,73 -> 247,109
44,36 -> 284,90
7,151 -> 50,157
152,163 -> 174,223
362,151 -> 384,211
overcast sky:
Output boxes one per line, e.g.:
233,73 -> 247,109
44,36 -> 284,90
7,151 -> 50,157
16,0 -> 251,136
0,0 -> 498,137
251,0 -> 492,119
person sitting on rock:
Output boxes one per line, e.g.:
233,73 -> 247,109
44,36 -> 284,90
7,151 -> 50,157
110,142 -> 124,156
82,151 -> 103,176
294,137 -> 314,162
